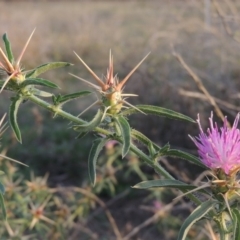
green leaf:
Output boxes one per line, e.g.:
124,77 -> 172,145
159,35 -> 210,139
115,116 -> 131,158
122,105 -> 195,123
164,149 -> 206,168
131,129 -> 167,152
131,129 -> 155,147
9,96 -> 23,143
88,138 -> 109,185
3,33 -> 14,63
58,91 -> 92,104
21,78 -> 59,89
133,179 -> 197,190
232,209 -> 240,240
31,88 -> 53,97
177,200 -> 216,240
0,193 -> 6,220
26,62 -> 72,78
157,143 -> 170,156
0,182 -> 5,194
73,110 -> 104,133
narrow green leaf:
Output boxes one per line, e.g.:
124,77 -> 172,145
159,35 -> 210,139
31,88 -> 53,97
177,200 -> 216,240
26,62 -> 72,78
88,138 -> 109,185
122,105 -> 195,123
3,33 -> 14,63
73,110 -> 103,133
0,182 -> 5,194
58,91 -> 92,104
165,149 -> 206,168
157,143 -> 170,155
0,193 -> 6,220
232,209 -> 240,240
131,129 -> 155,147
21,78 -> 59,89
133,179 -> 197,190
131,129 -> 204,168
115,116 -> 131,158
131,129 -> 167,153
9,97 -> 23,143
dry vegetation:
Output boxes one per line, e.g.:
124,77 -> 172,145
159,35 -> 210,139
0,0 -> 240,239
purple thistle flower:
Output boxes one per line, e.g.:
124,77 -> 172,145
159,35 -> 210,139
190,112 -> 240,175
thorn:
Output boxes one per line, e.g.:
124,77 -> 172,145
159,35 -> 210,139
0,154 -> 28,167
122,100 -> 146,115
73,51 -> 105,89
107,49 -> 113,85
16,29 -> 36,67
0,47 -> 14,72
173,182 -> 211,201
77,100 -> 99,117
121,93 -> 138,97
69,73 -> 101,90
116,52 -> 150,91
0,71 -> 16,93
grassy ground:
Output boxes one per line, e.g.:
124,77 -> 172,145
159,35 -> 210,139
0,0 -> 240,239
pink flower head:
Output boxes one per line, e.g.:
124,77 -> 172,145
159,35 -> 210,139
190,112 -> 240,175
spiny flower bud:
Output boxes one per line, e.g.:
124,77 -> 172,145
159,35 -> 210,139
70,51 -> 149,115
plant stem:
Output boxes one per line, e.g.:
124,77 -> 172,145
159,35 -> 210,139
27,94 -> 109,136
27,93 -> 202,205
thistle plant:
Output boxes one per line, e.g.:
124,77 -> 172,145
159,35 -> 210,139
1,31 -> 240,239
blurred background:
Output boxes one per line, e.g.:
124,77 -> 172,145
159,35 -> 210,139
0,0 -> 240,239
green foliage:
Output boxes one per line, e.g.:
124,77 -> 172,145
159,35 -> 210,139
177,200 -> 216,240
2,33 -> 14,64
26,62 -> 72,78
52,91 -> 91,105
232,209 -> 240,240
20,78 -> 59,89
9,96 -> 23,143
122,105 -> 196,123
133,179 -> 198,191
88,138 -> 109,185
114,115 -> 131,158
